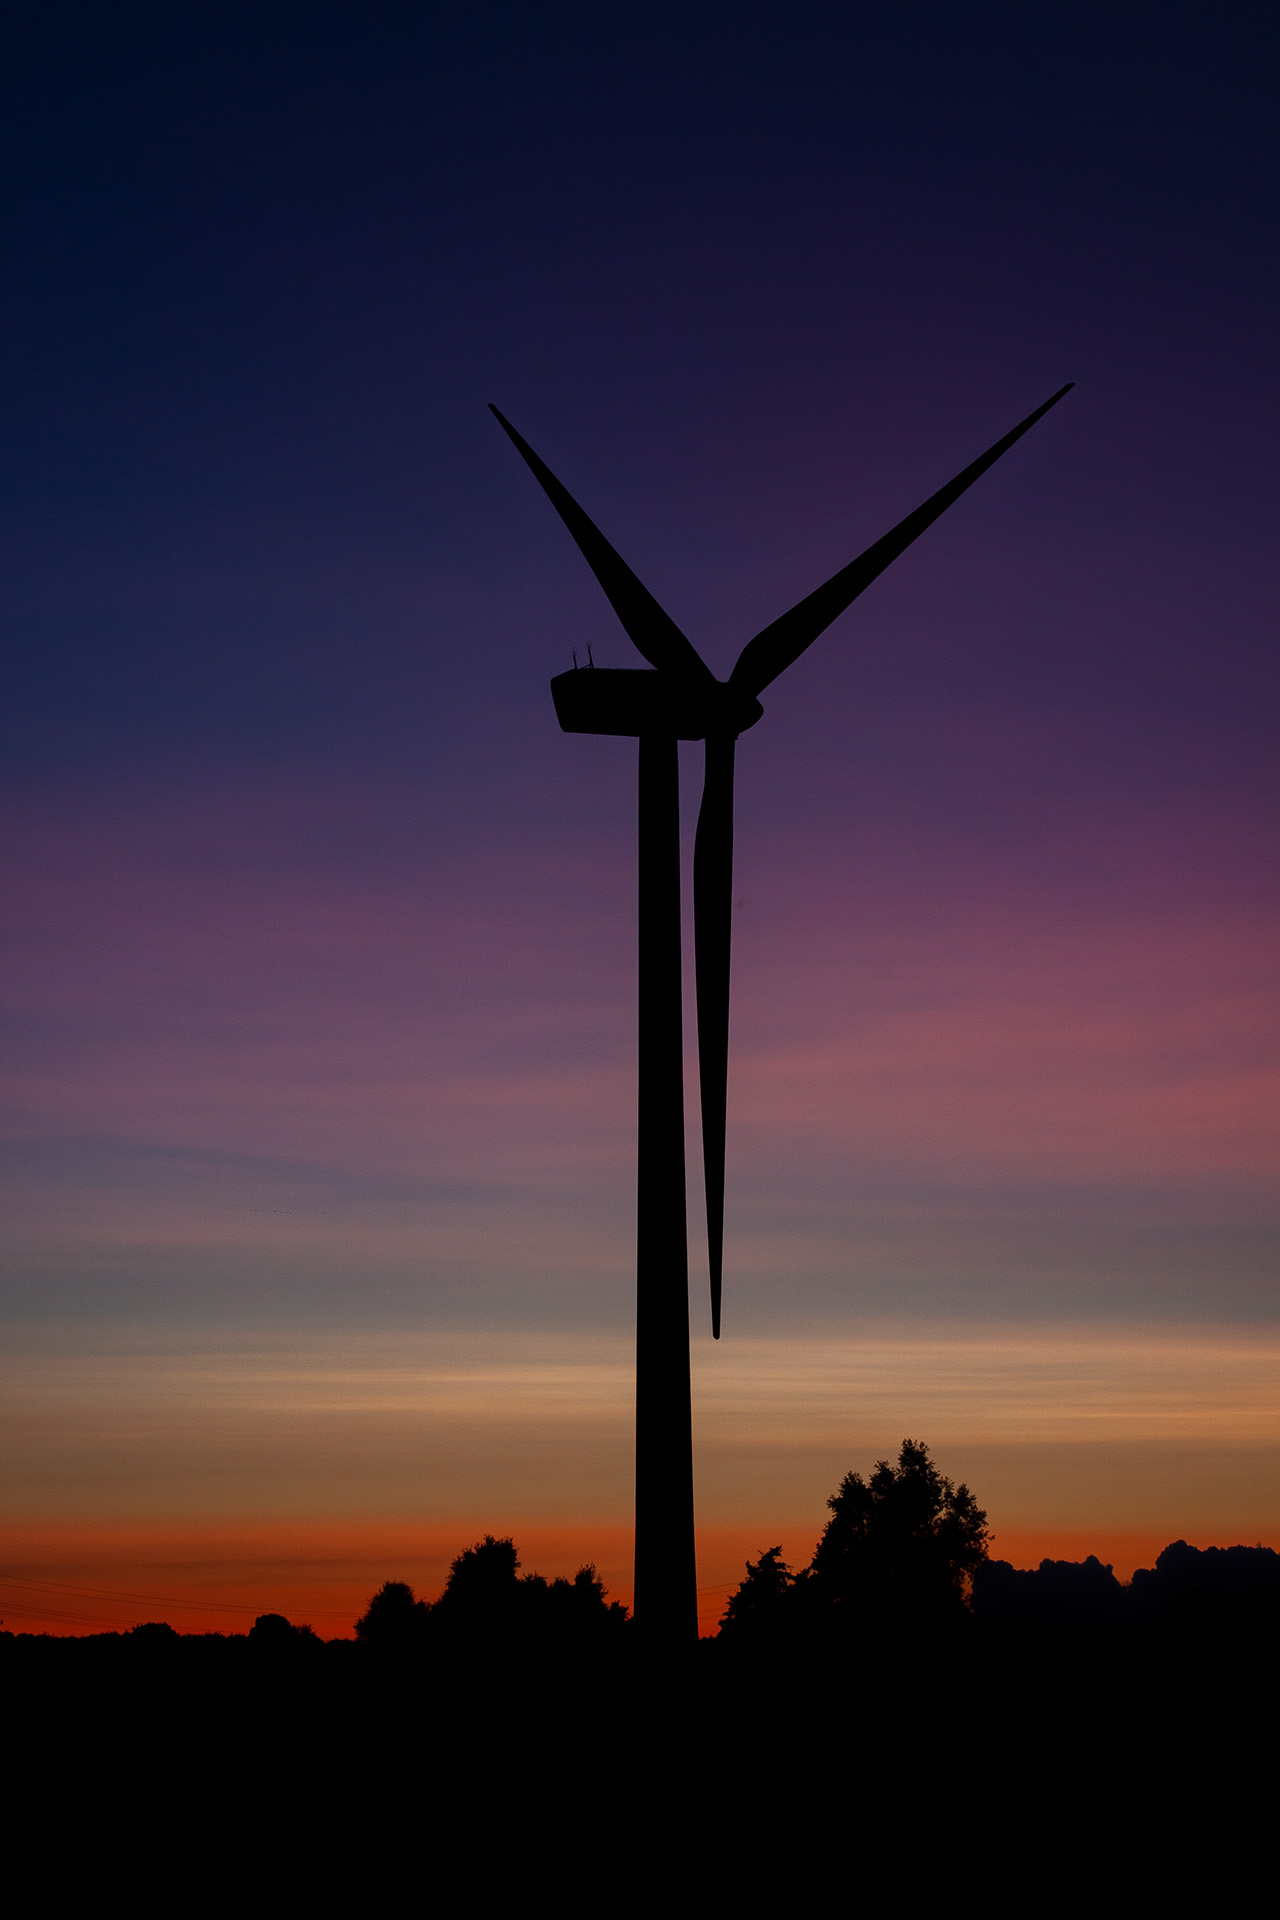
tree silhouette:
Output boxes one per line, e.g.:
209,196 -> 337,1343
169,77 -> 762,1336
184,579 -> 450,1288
351,1540 -> 630,1652
354,1580 -> 431,1647
719,1440 -> 990,1641
435,1538 -> 630,1640
433,1534 -> 522,1632
558,1562 -> 628,1630
807,1438 -> 988,1624
519,1562 -> 630,1641
718,1546 -> 796,1644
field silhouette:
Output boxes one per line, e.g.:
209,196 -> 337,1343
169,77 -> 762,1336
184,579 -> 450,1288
6,1444 -> 1275,1898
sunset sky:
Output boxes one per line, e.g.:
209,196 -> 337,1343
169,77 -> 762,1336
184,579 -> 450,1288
3,3 -> 1276,1635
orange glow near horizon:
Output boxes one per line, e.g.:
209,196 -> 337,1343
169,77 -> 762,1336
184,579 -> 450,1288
4,1321 -> 1276,1637
4,1517 -> 1277,1640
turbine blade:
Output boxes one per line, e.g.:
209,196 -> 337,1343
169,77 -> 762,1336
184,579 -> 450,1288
490,405 -> 716,687
694,732 -> 736,1339
728,384 -> 1075,699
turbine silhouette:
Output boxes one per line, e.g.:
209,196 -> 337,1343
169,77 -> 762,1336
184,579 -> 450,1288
492,384 -> 1073,1643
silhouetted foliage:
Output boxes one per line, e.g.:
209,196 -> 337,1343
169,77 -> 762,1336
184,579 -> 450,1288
806,1438 -> 989,1624
972,1555 -> 1126,1623
351,1541 -> 629,1653
719,1440 -> 989,1641
249,1612 -> 320,1645
434,1533 -> 522,1628
518,1562 -> 626,1636
1129,1539 -> 1280,1613
542,1563 -> 630,1637
718,1547 -> 796,1645
972,1540 -> 1280,1626
354,1580 -> 432,1647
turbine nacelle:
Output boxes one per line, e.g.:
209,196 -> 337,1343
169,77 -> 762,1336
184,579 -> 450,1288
551,666 -> 763,741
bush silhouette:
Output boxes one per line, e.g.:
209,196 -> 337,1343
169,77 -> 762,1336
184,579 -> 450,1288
971,1554 -> 1125,1623
1130,1539 -> 1280,1612
521,1563 -> 629,1640
436,1538 -> 628,1639
249,1612 -> 321,1645
353,1541 -> 629,1651
435,1534 -> 522,1626
354,1580 -> 431,1647
971,1541 -> 1280,1625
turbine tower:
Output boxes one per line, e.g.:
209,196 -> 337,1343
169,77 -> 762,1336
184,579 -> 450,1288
492,384 -> 1073,1645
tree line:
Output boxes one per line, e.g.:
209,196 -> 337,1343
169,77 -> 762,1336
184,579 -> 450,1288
5,1440 -> 1276,1650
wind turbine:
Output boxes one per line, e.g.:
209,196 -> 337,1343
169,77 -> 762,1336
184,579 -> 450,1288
492,384 -> 1073,1644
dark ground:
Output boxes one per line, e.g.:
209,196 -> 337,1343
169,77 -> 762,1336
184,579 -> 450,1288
6,1596 -> 1274,1901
